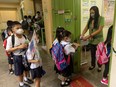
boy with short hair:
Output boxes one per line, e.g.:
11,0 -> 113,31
6,21 -> 33,87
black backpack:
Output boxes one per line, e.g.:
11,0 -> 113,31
1,29 -> 8,41
21,20 -> 29,30
1,31 -> 6,41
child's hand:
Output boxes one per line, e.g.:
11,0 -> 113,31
72,43 -> 80,50
35,60 -> 40,63
17,44 -> 28,49
73,43 -> 80,47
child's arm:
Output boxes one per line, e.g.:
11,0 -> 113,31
27,53 -> 39,63
28,59 -> 40,63
72,43 -> 80,50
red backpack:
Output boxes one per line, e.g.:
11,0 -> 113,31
3,39 -> 10,57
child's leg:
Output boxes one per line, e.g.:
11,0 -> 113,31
103,60 -> 110,79
9,64 -> 13,70
8,57 -> 14,74
58,74 -> 69,86
58,74 -> 66,81
101,60 -> 110,85
35,78 -> 41,87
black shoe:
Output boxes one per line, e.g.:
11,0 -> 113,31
89,66 -> 95,70
19,83 -> 31,87
97,68 -> 101,72
9,69 -> 14,75
60,81 -> 69,87
66,79 -> 71,83
24,78 -> 33,84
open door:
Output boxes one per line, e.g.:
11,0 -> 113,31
52,0 -> 81,73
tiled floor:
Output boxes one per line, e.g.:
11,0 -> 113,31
0,37 -> 107,87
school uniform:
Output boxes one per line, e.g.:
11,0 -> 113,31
26,46 -> 43,79
60,41 -> 75,77
6,35 -> 28,76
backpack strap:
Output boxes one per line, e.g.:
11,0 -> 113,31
11,35 -> 15,47
23,34 -> 27,39
11,34 -> 27,48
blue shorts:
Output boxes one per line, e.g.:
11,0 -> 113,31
13,55 -> 28,76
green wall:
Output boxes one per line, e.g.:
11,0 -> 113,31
52,0 -> 81,73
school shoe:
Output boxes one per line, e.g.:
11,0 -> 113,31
24,78 -> 33,84
89,66 -> 95,70
19,83 -> 31,87
66,78 -> 71,83
101,78 -> 108,85
9,69 -> 14,75
60,81 -> 70,87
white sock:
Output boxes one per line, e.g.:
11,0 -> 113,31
19,82 -> 24,86
61,81 -> 65,84
24,77 -> 28,81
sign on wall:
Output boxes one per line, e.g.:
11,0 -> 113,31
104,0 -> 115,26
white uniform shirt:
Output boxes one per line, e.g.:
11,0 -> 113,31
6,35 -> 27,55
26,43 -> 42,69
60,41 -> 75,55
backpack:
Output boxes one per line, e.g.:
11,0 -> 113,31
22,20 -> 29,30
1,30 -> 8,41
96,42 -> 109,65
50,42 -> 70,71
3,39 -> 11,57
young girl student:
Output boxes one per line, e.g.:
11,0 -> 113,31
52,27 -> 65,74
101,25 -> 113,85
26,31 -> 45,87
59,30 -> 80,86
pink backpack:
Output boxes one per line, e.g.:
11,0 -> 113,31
96,42 -> 109,65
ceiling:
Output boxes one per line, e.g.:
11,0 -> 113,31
0,0 -> 20,3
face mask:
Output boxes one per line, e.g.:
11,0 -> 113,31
91,13 -> 95,18
16,29 -> 24,35
66,38 -> 71,42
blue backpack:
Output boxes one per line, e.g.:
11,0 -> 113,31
50,42 -> 70,71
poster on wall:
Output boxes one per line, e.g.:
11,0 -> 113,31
104,0 -> 115,26
82,0 -> 89,6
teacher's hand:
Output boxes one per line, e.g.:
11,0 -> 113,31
80,35 -> 84,40
82,35 -> 90,41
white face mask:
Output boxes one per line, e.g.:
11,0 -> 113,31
91,13 -> 95,18
66,38 -> 71,42
16,29 -> 24,35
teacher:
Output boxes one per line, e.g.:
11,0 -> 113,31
81,6 -> 104,72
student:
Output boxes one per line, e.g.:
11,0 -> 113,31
6,21 -> 33,87
3,26 -> 14,74
21,15 -> 29,35
1,20 -> 13,41
60,30 -> 79,86
81,6 -> 104,72
35,11 -> 42,21
52,27 -> 65,74
101,25 -> 113,85
26,32 -> 44,87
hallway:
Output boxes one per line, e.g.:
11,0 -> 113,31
0,36 -> 107,87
